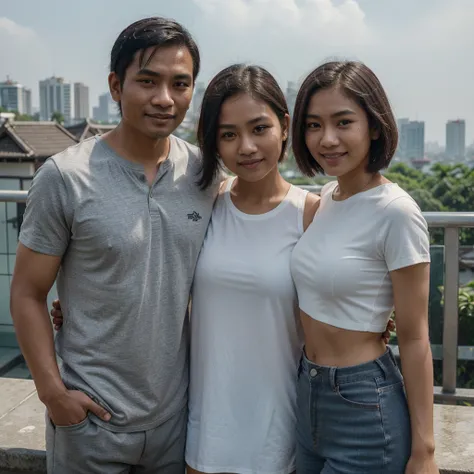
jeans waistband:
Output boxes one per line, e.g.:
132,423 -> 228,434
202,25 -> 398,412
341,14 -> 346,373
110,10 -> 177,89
300,347 -> 401,386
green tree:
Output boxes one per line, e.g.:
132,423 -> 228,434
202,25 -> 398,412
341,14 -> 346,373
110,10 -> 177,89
386,162 -> 474,245
408,188 -> 445,212
51,111 -> 65,124
13,111 -> 36,121
0,107 -> 37,121
386,162 -> 425,181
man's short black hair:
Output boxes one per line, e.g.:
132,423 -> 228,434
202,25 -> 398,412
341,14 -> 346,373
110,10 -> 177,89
110,17 -> 200,86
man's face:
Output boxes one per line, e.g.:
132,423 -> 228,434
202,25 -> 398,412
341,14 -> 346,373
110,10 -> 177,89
110,45 -> 194,139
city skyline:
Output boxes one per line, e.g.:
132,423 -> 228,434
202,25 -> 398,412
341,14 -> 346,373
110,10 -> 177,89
1,0 -> 473,142
1,72 -> 471,155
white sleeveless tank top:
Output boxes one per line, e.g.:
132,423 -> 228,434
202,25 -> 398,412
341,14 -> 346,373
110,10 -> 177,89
186,178 -> 308,474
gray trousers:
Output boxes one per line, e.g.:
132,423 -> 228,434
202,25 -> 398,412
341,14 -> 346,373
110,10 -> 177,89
46,406 -> 187,474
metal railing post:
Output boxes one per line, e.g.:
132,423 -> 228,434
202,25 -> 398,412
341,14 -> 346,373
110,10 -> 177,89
442,226 -> 460,394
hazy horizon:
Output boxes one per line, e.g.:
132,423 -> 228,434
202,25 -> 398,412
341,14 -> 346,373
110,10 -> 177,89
1,0 -> 473,144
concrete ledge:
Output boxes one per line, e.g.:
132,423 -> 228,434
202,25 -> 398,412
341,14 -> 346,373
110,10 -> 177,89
0,448 -> 45,473
1,379 -> 474,473
0,447 -> 470,474
434,385 -> 474,405
0,349 -> 22,377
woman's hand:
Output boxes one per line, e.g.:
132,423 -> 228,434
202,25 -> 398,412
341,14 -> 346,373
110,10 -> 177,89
382,317 -> 396,344
405,453 -> 439,473
50,299 -> 63,330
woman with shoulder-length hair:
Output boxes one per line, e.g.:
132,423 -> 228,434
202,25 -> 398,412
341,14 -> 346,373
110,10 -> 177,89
291,61 -> 439,474
186,63 -> 320,474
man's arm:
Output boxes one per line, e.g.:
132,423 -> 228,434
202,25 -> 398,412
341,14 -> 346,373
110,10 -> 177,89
11,244 -> 111,426
10,243 -> 65,402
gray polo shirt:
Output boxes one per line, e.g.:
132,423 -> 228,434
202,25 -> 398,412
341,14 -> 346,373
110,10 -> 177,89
19,135 -> 219,432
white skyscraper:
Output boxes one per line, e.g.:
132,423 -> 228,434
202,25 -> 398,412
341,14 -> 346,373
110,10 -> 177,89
0,79 -> 32,115
74,82 -> 90,120
39,77 -> 73,123
446,120 -> 466,161
23,88 -> 32,116
398,120 -> 425,160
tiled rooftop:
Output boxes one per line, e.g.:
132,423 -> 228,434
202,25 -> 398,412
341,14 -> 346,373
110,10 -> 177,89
0,121 -> 78,160
66,119 -> 116,141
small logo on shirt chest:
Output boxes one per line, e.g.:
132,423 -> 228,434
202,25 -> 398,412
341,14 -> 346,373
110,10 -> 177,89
187,211 -> 202,222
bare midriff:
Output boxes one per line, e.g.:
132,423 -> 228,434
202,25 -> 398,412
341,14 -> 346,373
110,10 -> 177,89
301,310 -> 386,367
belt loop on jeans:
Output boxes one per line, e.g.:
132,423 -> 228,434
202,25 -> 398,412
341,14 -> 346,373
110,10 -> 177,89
374,350 -> 391,379
297,354 -> 303,378
329,367 -> 338,391
387,346 -> 398,366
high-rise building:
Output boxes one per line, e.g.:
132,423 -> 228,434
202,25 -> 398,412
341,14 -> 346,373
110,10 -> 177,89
397,118 -> 410,131
74,82 -> 90,120
22,88 -> 32,116
39,77 -> 73,123
446,119 -> 466,161
0,78 -> 32,115
192,82 -> 206,120
93,92 -> 119,123
396,118 -> 409,158
398,120 -> 425,160
92,106 -> 100,121
286,81 -> 298,115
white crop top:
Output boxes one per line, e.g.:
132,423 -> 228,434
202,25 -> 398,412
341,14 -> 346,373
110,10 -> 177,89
291,181 -> 431,332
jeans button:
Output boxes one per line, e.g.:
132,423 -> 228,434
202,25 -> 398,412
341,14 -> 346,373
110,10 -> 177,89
310,368 -> 318,377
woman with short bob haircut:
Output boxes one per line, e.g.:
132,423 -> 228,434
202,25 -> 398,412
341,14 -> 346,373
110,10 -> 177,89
291,61 -> 439,474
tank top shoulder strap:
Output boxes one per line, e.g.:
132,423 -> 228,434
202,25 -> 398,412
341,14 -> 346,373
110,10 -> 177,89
285,185 -> 308,236
223,176 -> 235,193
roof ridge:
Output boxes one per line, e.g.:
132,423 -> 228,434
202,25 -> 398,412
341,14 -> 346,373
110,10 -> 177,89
3,122 -> 34,156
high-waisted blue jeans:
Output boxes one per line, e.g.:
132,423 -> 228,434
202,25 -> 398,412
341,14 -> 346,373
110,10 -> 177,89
296,348 -> 411,473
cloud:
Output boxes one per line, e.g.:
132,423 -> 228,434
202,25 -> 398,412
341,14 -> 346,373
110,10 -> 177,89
0,17 -> 37,39
190,0 -> 473,143
190,0 -> 373,92
193,0 -> 371,47
0,18 -> 51,94
361,0 -> 474,143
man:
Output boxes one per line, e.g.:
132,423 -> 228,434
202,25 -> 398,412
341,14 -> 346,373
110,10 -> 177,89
10,17 -> 220,474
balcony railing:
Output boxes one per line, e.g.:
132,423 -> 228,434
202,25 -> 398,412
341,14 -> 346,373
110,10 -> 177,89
424,211 -> 474,404
0,191 -> 28,203
1,190 -> 474,403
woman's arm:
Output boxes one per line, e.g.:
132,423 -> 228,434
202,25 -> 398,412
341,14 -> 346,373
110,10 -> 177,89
391,262 -> 438,473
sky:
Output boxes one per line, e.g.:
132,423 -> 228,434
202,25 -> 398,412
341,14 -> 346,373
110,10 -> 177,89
0,0 -> 473,144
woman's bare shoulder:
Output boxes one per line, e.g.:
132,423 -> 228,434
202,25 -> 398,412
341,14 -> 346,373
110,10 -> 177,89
303,192 -> 321,232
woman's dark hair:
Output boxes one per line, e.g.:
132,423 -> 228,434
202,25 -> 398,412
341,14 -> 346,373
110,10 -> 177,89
110,17 -> 200,86
292,61 -> 398,176
198,64 -> 289,189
